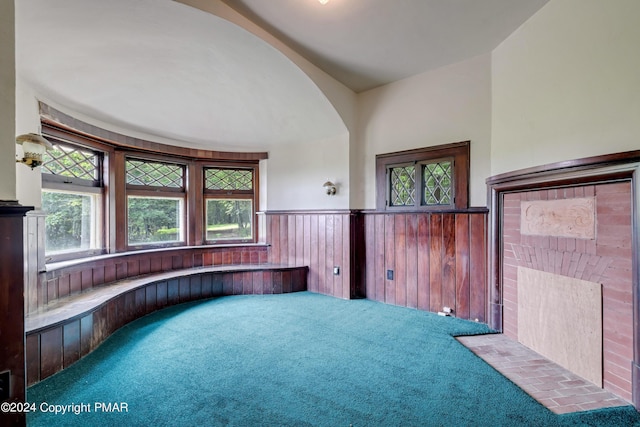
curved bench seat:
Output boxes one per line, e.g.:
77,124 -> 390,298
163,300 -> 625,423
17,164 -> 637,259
25,263 -> 308,386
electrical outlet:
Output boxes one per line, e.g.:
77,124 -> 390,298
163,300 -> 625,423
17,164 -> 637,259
386,270 -> 394,280
0,370 -> 10,401
333,266 -> 340,275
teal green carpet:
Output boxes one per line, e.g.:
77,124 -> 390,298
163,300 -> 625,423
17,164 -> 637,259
27,292 -> 640,426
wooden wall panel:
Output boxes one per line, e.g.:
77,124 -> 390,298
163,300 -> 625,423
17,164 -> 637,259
40,327 -> 63,380
80,315 -> 92,357
384,215 -> 396,305
63,320 -> 81,368
429,214 -> 443,313
1,205 -> 32,425
26,334 -> 40,386
309,215 -> 319,293
325,215 -> 334,296
442,214 -> 457,311
364,215 -> 375,300
417,215 -> 430,311
317,215 -> 327,295
455,214 -> 471,320
264,210 -> 486,320
405,215 -> 418,309
360,211 -> 487,322
469,214 -> 487,321
394,215 -> 407,307
265,212 -> 360,300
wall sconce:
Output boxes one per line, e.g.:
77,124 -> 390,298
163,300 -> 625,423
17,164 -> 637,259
16,133 -> 53,169
323,180 -> 337,195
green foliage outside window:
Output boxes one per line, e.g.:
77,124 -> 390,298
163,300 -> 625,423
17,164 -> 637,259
42,190 -> 95,253
206,199 -> 252,240
422,161 -> 452,205
128,196 -> 182,244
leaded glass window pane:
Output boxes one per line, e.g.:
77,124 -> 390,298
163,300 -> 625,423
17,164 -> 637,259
389,165 -> 416,206
205,168 -> 253,191
126,159 -> 184,188
42,145 -> 99,181
422,160 -> 452,205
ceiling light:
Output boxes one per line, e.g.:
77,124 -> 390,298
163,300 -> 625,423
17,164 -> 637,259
318,0 -> 329,4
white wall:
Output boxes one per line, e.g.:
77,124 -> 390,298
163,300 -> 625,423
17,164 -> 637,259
0,0 -> 16,201
491,0 -> 640,175
355,54 -> 492,209
266,133 -> 350,210
15,79 -> 43,208
178,0 -> 356,212
14,0 -> 357,212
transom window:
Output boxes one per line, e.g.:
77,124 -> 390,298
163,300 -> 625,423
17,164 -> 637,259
42,144 -> 100,182
205,168 -> 253,191
376,141 -> 469,211
126,159 -> 184,188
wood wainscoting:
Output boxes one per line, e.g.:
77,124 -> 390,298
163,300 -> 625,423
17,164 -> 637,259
264,209 -> 488,322
363,211 -> 488,322
265,211 -> 362,300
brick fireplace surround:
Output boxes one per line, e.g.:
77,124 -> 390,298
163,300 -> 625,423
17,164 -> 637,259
503,182 -> 632,401
487,151 -> 640,407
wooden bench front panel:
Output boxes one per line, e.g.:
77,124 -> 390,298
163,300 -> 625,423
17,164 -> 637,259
29,246 -> 269,315
26,267 -> 307,386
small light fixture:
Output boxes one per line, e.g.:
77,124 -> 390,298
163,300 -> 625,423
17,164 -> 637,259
318,0 -> 329,4
323,180 -> 337,195
16,133 -> 53,169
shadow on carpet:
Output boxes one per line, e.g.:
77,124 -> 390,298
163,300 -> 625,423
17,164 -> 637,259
27,292 -> 640,426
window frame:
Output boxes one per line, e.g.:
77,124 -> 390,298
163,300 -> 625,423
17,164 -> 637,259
40,137 -> 107,261
202,163 -> 258,244
376,141 -> 470,211
124,155 -> 188,250
40,115 -> 266,256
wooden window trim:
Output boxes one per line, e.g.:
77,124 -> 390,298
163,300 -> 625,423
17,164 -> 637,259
41,121 -> 262,255
202,163 -> 259,244
40,137 -> 107,262
376,141 -> 470,211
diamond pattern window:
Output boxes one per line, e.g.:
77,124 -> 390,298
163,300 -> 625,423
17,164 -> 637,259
422,160 -> 452,206
126,158 -> 186,247
389,165 -> 416,206
376,141 -> 469,211
126,159 -> 184,188
42,144 -> 100,184
205,168 -> 253,191
41,140 -> 103,256
204,167 -> 256,243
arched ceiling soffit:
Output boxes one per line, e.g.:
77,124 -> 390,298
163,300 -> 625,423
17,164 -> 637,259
16,0 -> 346,151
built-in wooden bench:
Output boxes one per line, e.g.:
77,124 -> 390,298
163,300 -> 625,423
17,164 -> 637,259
25,247 -> 308,386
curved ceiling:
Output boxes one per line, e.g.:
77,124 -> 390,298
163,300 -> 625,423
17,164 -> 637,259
16,0 -> 346,151
220,0 -> 549,92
